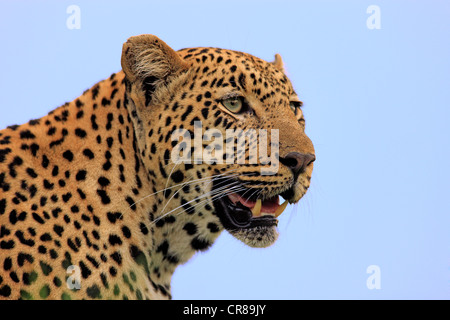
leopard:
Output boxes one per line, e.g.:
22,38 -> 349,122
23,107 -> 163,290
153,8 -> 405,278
0,34 -> 315,300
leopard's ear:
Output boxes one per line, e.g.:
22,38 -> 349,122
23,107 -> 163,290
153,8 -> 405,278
271,53 -> 285,73
121,34 -> 190,103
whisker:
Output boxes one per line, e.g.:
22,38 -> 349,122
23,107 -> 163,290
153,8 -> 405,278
129,168 -> 240,208
179,186 -> 249,216
152,182 -> 242,224
161,162 -> 181,208
173,191 -> 246,219
157,172 -> 241,220
158,180 -> 267,222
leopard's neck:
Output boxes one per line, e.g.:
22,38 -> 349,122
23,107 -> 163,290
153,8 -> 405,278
18,72 -> 185,298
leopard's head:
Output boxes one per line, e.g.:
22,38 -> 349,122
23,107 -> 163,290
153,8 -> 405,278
121,35 -> 314,250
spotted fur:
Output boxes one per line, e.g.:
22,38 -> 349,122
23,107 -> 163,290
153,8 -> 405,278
0,35 -> 314,300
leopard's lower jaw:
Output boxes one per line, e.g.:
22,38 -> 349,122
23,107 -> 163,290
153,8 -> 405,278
228,226 -> 279,248
211,178 -> 285,247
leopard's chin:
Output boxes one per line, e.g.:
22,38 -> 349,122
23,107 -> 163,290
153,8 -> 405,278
228,226 -> 279,248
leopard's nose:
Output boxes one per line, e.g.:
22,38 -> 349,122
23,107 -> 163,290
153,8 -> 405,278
280,152 -> 315,176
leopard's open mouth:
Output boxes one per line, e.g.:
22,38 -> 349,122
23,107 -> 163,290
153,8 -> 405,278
212,178 -> 294,232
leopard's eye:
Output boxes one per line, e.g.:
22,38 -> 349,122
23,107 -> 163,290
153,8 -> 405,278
290,101 -> 302,115
221,97 -> 244,113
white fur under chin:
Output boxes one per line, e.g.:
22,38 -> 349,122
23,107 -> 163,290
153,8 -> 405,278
229,226 -> 279,248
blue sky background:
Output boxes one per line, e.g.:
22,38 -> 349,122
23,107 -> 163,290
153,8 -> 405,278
0,0 -> 449,299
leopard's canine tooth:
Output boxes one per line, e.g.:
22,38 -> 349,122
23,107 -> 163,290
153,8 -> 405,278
274,200 -> 288,218
251,199 -> 262,217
